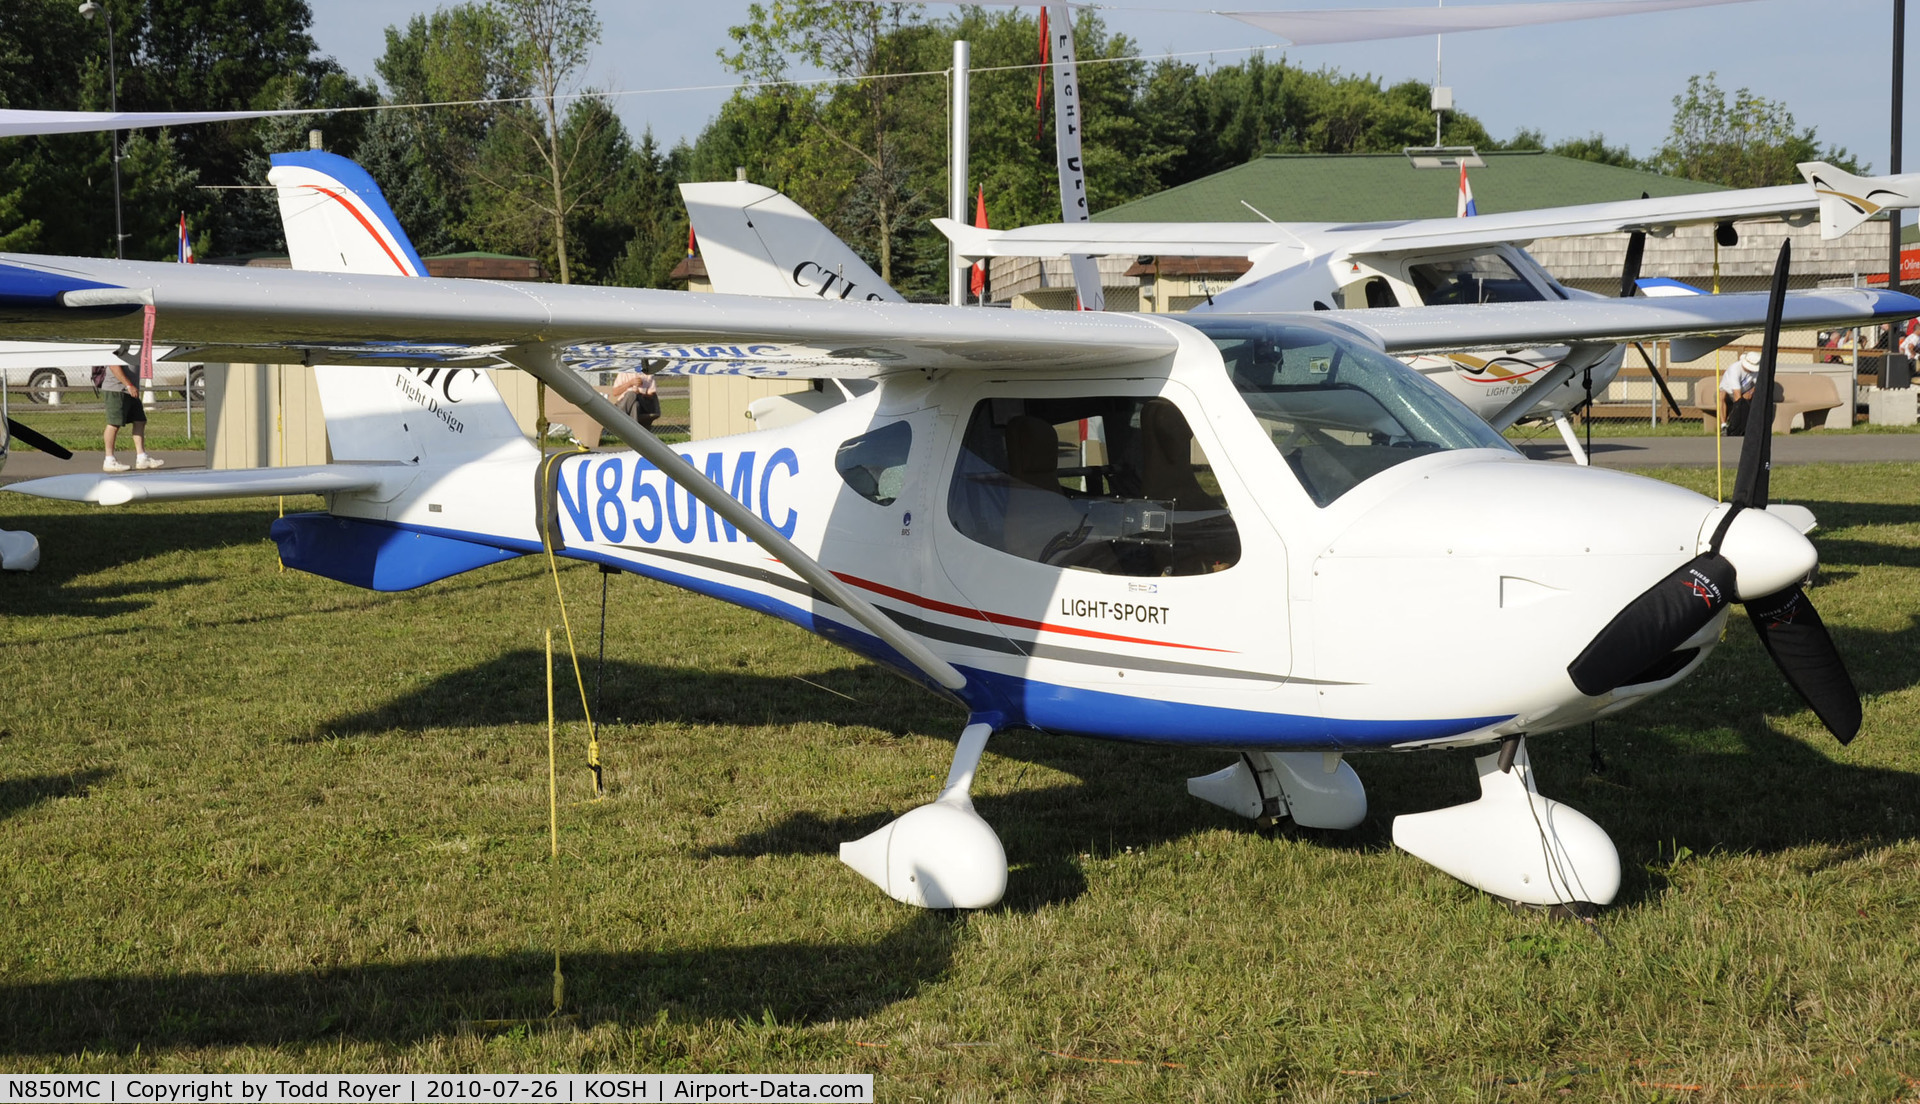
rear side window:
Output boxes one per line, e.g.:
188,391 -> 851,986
1407,252 -> 1545,305
946,396 -> 1240,576
836,421 -> 912,505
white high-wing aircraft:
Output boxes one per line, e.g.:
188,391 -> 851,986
932,161 -> 1920,452
2,151 -> 1914,914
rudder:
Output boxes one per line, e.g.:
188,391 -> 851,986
269,150 -> 533,463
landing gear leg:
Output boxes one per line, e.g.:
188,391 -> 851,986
1391,736 -> 1620,908
840,720 -> 1007,909
1551,411 -> 1591,466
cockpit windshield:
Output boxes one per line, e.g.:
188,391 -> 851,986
1186,318 -> 1514,507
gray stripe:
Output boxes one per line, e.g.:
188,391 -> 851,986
608,542 -> 1310,684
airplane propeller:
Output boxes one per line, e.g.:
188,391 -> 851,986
1566,240 -> 1862,743
4,417 -> 73,460
1618,223 -> 1685,419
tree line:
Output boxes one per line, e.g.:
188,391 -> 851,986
0,0 -> 1864,300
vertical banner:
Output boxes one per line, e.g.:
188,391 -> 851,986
138,302 -> 155,382
1045,1 -> 1104,310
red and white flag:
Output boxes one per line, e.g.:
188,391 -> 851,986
1457,163 -> 1477,217
177,212 -> 194,262
970,185 -> 989,301
1033,6 -> 1050,141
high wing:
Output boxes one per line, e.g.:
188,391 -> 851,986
1324,289 -> 1917,357
0,254 -> 1177,376
0,253 -> 1912,372
935,162 -> 1920,264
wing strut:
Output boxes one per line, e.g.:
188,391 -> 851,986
1484,343 -> 1612,431
505,345 -> 969,693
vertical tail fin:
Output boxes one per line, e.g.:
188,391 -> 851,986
679,181 -> 904,302
1799,161 -> 1920,241
268,151 -> 532,463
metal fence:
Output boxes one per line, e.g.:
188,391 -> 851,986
3,379 -> 205,438
1582,341 -> 1887,426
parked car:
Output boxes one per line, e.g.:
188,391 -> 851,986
0,342 -> 203,404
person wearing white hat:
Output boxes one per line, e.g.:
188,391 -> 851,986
1717,351 -> 1760,436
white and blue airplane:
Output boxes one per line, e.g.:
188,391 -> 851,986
1,151 -> 1912,914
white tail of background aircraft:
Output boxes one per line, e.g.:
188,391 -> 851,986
1799,161 -> 1920,240
680,182 -> 904,303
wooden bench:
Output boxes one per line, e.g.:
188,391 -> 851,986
1692,372 -> 1843,434
543,388 -> 609,447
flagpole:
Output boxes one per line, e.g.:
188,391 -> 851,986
949,38 -> 970,307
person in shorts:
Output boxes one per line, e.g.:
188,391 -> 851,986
1718,351 -> 1759,436
98,357 -> 162,472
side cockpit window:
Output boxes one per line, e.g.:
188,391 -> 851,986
836,420 -> 912,505
947,397 -> 1240,576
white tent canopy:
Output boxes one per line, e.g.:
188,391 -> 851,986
1220,0 -> 1757,47
0,108 -> 320,139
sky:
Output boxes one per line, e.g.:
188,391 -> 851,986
307,0 -> 1916,177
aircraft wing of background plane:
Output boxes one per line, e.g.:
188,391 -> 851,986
0,254 -> 1914,378
1326,289 -> 1915,355
935,162 -> 1920,263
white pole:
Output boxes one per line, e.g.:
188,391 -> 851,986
949,38 -> 970,306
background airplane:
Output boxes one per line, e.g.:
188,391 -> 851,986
932,161 -> 1920,458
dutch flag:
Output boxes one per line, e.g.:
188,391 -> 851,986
1457,163 -> 1477,218
177,213 -> 194,263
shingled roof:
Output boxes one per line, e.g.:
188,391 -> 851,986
1093,151 -> 1726,223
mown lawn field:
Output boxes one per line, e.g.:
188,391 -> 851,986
1,464 -> 1917,1101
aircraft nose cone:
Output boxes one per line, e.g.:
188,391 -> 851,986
1708,505 -> 1818,600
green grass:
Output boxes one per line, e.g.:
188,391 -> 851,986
1505,417 -> 1920,441
5,405 -> 207,452
2,467 -> 1919,1097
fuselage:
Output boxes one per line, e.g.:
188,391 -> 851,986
301,315 -> 1721,755
1194,240 -> 1627,423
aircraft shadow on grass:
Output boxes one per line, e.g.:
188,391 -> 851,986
309,542 -> 1920,915
0,767 -> 111,823
308,649 -> 960,741
0,507 -> 268,617
0,912 -> 963,1055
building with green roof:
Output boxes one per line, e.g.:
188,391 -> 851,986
1092,151 -> 1724,224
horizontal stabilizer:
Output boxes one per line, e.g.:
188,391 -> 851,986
6,463 -> 411,505
1634,277 -> 1705,297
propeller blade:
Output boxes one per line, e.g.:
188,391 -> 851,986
1618,230 -> 1646,299
1744,586 -> 1862,743
1634,342 -> 1686,419
5,417 -> 73,460
1568,553 -> 1735,696
1733,240 -> 1792,511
